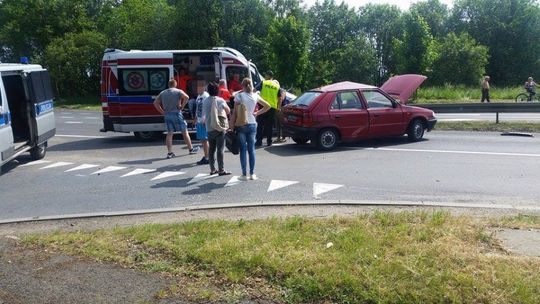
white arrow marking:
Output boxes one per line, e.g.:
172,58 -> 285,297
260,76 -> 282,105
91,166 -> 126,175
188,173 -> 217,184
65,164 -> 100,172
225,176 -> 242,187
313,183 -> 344,198
267,180 -> 299,192
121,168 -> 156,177
20,160 -> 51,167
151,171 -> 186,181
40,162 -> 74,169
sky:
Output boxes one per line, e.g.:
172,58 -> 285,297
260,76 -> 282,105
302,0 -> 454,11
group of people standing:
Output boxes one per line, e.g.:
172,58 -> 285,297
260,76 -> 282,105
153,71 -> 281,180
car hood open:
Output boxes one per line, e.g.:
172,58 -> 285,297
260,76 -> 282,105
380,74 -> 427,104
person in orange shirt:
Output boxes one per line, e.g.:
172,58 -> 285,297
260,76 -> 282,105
174,68 -> 193,93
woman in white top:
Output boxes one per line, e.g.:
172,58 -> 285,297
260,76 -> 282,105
230,78 -> 271,181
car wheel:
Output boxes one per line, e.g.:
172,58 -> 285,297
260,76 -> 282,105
407,119 -> 425,142
134,131 -> 161,141
30,142 -> 47,160
292,137 -> 309,145
317,129 -> 339,150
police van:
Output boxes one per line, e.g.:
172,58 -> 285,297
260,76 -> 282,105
0,63 -> 56,172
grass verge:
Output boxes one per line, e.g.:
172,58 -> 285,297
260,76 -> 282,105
414,85 -> 524,104
23,211 -> 540,303
436,121 -> 540,133
55,96 -> 101,111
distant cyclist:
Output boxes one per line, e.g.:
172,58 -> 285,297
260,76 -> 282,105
524,77 -> 539,101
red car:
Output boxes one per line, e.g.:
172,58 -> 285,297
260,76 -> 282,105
281,74 -> 437,150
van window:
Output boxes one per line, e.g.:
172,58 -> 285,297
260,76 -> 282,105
118,68 -> 169,96
363,90 -> 394,108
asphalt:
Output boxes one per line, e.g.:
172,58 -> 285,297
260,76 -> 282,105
1,109 -> 539,222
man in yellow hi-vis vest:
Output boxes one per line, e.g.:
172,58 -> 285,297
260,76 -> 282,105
256,70 -> 282,147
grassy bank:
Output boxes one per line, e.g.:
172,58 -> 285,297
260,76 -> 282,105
24,211 -> 540,303
55,96 -> 101,111
413,85 -> 524,104
436,121 -> 540,133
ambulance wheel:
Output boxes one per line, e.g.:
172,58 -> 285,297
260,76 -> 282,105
30,142 -> 47,160
134,131 -> 161,141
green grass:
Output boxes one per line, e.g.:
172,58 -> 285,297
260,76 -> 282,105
55,96 -> 101,111
413,85 -> 525,104
436,121 -> 540,133
23,211 -> 540,303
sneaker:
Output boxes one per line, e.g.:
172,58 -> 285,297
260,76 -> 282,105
196,157 -> 209,165
189,146 -> 199,154
166,152 -> 175,159
250,174 -> 258,180
238,175 -> 249,181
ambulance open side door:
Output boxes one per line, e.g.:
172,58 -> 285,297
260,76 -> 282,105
0,75 -> 15,163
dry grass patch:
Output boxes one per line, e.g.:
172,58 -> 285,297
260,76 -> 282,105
23,211 -> 540,303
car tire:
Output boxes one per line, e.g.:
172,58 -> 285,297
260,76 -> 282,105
292,137 -> 309,145
317,129 -> 339,150
30,142 -> 47,160
134,131 -> 162,141
407,119 -> 425,142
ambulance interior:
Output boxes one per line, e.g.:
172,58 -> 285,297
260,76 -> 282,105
173,54 -> 220,98
2,74 -> 32,148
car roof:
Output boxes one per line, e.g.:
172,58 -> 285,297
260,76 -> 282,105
314,81 -> 377,92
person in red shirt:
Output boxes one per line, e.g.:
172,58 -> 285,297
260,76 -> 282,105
174,68 -> 193,94
218,79 -> 231,101
228,73 -> 243,94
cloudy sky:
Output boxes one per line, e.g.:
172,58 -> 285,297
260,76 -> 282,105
301,0 -> 454,11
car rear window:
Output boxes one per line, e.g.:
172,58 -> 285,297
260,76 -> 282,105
291,92 -> 321,106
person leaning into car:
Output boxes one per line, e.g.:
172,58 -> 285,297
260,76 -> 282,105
255,70 -> 281,147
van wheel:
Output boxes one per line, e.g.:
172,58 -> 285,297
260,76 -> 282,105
30,143 -> 47,160
134,131 -> 161,141
407,119 -> 425,142
292,137 -> 309,145
317,129 -> 339,150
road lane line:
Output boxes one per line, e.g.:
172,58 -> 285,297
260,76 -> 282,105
268,180 -> 299,192
367,147 -> 540,158
65,121 -> 83,124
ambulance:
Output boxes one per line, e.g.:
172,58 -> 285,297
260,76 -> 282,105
100,47 -> 263,140
0,62 -> 55,172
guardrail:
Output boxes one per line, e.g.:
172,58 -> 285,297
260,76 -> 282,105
416,103 -> 540,123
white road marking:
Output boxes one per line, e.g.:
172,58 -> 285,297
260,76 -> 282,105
151,171 -> 186,181
313,183 -> 344,198
60,116 -> 74,119
367,147 -> 540,158
121,168 -> 156,177
225,176 -> 242,187
91,166 -> 126,175
188,173 -> 217,184
65,121 -> 83,124
65,164 -> 100,172
40,162 -> 74,169
83,117 -> 100,120
20,160 -> 51,167
268,180 -> 299,192
56,134 -> 107,139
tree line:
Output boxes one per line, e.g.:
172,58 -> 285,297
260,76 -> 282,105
1,0 -> 539,97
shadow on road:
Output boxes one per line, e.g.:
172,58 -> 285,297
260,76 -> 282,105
48,135 -> 200,152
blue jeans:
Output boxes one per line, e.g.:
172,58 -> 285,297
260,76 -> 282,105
236,123 -> 257,175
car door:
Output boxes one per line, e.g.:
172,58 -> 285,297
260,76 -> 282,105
0,75 -> 15,163
362,90 -> 405,137
328,91 -> 369,140
27,70 -> 56,145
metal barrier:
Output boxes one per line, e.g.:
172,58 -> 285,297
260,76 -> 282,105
416,103 -> 540,123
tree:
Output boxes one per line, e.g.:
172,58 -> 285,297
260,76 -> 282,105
430,32 -> 489,85
43,31 -> 107,97
266,15 -> 310,88
410,0 -> 450,39
393,13 -> 436,75
333,36 -> 378,84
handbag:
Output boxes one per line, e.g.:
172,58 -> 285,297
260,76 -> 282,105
210,97 -> 228,132
235,95 -> 249,127
225,131 -> 240,155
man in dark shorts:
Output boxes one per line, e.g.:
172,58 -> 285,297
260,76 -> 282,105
153,79 -> 199,158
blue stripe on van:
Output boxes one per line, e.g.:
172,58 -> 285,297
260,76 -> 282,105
35,100 -> 54,116
107,96 -> 154,104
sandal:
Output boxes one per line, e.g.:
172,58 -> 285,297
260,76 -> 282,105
218,170 -> 231,176
210,170 -> 218,175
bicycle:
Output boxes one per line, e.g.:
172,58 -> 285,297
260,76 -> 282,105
515,91 -> 540,102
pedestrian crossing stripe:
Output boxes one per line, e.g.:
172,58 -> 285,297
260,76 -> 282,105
121,168 -> 156,178
65,164 -> 100,172
91,166 -> 127,175
151,171 -> 186,181
188,173 -> 217,184
40,162 -> 74,169
20,160 -> 51,167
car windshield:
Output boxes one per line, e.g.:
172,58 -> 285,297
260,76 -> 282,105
291,92 -> 321,106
